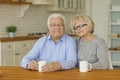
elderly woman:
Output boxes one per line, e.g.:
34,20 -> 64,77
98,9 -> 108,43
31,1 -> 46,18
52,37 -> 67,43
21,13 -> 77,72
71,15 -> 111,69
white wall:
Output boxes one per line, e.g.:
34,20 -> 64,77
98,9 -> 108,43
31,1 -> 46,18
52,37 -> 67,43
85,0 -> 110,45
0,4 -> 79,37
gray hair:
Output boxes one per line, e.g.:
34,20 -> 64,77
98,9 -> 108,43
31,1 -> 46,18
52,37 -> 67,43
47,13 -> 65,28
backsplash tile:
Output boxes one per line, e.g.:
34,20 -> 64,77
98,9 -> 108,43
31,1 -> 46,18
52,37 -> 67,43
0,4 -> 82,37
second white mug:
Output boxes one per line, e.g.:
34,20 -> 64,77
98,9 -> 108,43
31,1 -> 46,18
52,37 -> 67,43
79,61 -> 92,72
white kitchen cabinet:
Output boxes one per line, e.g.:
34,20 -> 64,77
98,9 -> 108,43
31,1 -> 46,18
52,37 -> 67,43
0,40 -> 37,66
2,51 -> 15,66
108,0 -> 120,66
47,0 -> 85,12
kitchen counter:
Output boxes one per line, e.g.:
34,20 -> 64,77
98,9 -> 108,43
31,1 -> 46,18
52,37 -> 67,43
0,36 -> 40,42
0,33 -> 78,42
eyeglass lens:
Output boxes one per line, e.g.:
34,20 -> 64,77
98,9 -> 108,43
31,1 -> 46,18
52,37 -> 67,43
74,24 -> 87,30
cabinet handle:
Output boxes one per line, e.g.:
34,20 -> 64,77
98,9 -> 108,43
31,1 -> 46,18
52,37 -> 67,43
15,53 -> 20,55
23,44 -> 26,46
8,45 -> 11,48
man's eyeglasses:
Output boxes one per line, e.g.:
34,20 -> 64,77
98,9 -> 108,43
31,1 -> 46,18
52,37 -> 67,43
73,24 -> 88,30
49,24 -> 64,28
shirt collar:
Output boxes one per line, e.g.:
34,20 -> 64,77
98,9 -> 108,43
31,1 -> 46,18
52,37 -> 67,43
47,34 -> 66,42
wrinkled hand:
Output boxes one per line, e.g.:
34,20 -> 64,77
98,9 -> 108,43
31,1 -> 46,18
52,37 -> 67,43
41,62 -> 62,72
27,60 -> 38,70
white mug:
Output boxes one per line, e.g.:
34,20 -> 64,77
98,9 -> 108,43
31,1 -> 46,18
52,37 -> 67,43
79,61 -> 92,72
38,61 -> 47,72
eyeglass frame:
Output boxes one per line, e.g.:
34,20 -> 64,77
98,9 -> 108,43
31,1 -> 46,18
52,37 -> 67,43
73,24 -> 88,30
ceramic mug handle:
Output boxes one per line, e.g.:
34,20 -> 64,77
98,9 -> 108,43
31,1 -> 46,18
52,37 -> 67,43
88,63 -> 92,71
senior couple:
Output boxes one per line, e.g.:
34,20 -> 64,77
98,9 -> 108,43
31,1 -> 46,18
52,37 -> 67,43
21,13 -> 112,72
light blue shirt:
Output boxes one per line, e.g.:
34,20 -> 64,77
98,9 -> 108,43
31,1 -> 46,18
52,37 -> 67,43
21,34 -> 77,70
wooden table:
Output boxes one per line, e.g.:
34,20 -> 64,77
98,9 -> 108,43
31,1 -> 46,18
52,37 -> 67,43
0,66 -> 120,80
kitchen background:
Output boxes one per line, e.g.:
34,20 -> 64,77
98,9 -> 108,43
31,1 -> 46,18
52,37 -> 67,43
0,2 -> 81,37
1,0 -> 120,68
0,0 -> 109,43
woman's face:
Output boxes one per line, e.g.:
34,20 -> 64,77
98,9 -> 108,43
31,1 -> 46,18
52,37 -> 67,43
74,20 -> 90,37
48,17 -> 65,39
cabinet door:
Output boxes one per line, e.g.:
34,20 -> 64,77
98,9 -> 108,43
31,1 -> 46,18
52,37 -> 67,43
0,40 -> 38,66
27,40 -> 37,50
14,52 -> 21,66
1,42 -> 15,52
15,41 -> 29,51
2,51 -> 22,66
1,42 -> 15,66
48,0 -> 85,12
18,40 -> 38,66
2,52 -> 14,66
21,50 -> 30,60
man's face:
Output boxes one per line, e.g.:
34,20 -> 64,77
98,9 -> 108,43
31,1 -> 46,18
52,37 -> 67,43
48,17 -> 65,39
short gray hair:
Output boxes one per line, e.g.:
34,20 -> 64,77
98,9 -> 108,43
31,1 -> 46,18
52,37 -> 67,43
47,13 -> 65,28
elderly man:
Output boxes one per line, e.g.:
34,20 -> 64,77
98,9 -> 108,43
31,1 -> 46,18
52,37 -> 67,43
21,13 -> 77,72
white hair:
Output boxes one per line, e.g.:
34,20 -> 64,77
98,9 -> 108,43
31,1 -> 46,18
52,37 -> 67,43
47,13 -> 65,28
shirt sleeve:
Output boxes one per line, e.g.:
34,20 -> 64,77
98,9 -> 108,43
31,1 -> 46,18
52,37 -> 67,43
92,41 -> 109,69
58,39 -> 77,70
21,37 -> 46,68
